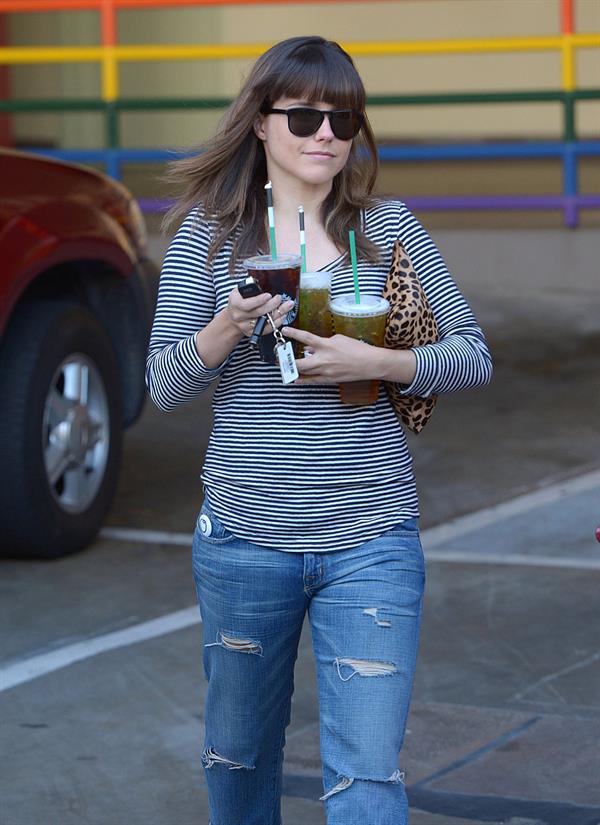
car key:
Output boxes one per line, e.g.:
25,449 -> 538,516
238,276 -> 267,346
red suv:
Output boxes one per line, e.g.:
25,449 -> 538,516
0,149 -> 158,559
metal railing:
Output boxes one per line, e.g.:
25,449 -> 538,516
0,0 -> 598,225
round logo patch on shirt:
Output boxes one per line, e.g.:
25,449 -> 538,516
199,514 -> 212,537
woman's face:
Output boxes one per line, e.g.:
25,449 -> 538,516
255,97 -> 354,189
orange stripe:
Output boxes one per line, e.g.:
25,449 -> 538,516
0,0 -> 403,9
101,0 -> 116,46
115,0 -> 401,5
561,0 -> 574,35
0,1 -> 97,10
0,0 -> 98,7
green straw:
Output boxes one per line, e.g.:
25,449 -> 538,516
298,205 -> 307,273
348,229 -> 360,304
265,180 -> 277,260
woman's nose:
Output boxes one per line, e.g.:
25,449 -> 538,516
315,114 -> 335,140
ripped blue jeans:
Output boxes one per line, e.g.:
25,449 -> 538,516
192,500 -> 425,825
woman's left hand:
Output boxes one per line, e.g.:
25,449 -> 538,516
282,327 -> 380,383
282,327 -> 418,385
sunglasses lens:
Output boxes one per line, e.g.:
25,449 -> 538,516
284,108 -> 364,140
330,111 -> 359,140
288,109 -> 324,137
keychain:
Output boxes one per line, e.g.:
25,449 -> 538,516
265,313 -> 299,385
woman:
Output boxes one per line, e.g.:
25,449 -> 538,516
146,35 -> 492,825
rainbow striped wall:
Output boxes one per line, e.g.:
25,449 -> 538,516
0,0 -> 599,226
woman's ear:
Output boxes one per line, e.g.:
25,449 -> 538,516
254,114 -> 266,140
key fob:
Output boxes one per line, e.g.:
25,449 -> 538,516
238,276 -> 263,298
238,277 -> 267,348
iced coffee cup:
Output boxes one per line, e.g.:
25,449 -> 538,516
243,253 -> 302,364
329,294 -> 390,405
298,271 -> 333,353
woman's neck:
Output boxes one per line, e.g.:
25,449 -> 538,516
267,174 -> 331,226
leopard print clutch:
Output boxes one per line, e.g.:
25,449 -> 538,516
382,239 -> 439,434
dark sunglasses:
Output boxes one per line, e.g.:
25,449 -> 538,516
262,106 -> 364,141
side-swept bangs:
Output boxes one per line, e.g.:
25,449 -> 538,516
260,38 -> 366,112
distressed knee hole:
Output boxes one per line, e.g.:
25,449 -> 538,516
319,771 -> 405,801
335,658 -> 397,681
202,748 -> 254,771
362,607 -> 392,628
204,632 -> 262,656
320,776 -> 354,801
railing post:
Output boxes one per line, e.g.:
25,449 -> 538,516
101,0 -> 119,177
563,143 -> 578,227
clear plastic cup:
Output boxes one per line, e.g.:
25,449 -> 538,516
298,271 -> 333,354
329,294 -> 390,405
243,254 -> 301,364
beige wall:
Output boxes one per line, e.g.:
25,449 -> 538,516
7,0 -> 600,148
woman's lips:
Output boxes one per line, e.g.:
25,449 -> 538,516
305,151 -> 335,159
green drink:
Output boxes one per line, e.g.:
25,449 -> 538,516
298,271 -> 333,352
329,294 -> 390,405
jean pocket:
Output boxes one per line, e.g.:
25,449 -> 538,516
194,501 -> 237,545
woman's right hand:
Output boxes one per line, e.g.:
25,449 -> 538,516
226,288 -> 295,339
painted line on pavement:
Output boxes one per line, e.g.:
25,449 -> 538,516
421,467 -> 600,548
100,526 -> 192,545
3,469 -> 599,693
425,551 -> 600,569
0,607 -> 200,693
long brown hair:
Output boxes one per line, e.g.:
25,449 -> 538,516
163,36 -> 380,269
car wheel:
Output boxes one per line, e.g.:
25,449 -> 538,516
0,301 -> 123,559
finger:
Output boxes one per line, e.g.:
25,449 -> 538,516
230,289 -> 272,311
264,296 -> 295,319
244,318 -> 257,338
282,326 -> 321,347
273,300 -> 296,326
296,356 -> 324,375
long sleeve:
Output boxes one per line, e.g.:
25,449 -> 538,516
145,210 -> 229,412
395,205 -> 493,397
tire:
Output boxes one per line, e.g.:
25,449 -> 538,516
0,301 -> 123,559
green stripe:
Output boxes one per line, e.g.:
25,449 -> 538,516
1,90 -> 599,113
115,97 -> 233,110
0,98 -> 104,112
106,102 -> 119,148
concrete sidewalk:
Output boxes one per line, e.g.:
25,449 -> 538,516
3,476 -> 598,825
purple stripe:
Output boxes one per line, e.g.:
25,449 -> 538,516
578,195 -> 600,207
404,195 -> 566,210
138,198 -> 174,212
137,195 -> 600,215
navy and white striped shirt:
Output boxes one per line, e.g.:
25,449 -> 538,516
146,199 -> 492,551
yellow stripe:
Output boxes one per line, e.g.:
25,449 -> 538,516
0,46 -> 103,63
572,33 -> 600,47
114,43 -> 267,61
0,36 -> 597,66
102,47 -> 118,101
340,37 -> 564,56
115,38 -> 565,62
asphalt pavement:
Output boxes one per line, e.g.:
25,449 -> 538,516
1,229 -> 599,825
